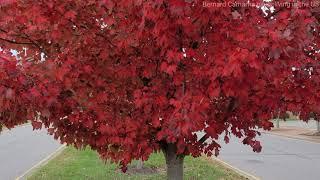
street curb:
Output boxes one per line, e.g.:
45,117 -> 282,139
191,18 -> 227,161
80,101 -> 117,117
211,157 -> 261,180
263,131 -> 320,144
15,144 -> 67,180
1,123 -> 31,134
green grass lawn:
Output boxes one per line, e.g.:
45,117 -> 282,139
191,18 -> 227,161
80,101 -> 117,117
27,147 -> 246,180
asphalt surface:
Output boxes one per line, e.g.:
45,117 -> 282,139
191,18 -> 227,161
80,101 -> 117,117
0,125 -> 62,180
217,133 -> 320,180
1,122 -> 319,180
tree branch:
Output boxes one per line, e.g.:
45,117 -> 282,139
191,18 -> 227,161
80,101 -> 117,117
0,28 -> 8,33
198,134 -> 209,144
0,37 -> 34,45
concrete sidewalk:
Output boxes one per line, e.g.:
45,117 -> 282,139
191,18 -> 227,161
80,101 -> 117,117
267,126 -> 320,144
274,119 -> 318,130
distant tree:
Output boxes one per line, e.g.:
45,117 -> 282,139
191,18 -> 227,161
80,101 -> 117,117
1,1 -> 320,179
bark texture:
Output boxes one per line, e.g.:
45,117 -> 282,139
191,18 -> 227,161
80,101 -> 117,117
162,143 -> 184,180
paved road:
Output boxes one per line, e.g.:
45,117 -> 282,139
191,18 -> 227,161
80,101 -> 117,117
0,125 -> 62,180
217,133 -> 320,180
2,123 -> 318,180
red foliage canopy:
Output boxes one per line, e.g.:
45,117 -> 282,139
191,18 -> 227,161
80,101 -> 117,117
0,0 -> 320,169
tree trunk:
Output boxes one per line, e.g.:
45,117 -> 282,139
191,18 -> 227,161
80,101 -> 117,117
317,120 -> 320,133
162,143 -> 184,180
276,110 -> 280,128
276,118 -> 280,128
136,159 -> 144,169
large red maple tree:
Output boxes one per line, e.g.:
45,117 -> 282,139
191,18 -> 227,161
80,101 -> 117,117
0,0 -> 320,179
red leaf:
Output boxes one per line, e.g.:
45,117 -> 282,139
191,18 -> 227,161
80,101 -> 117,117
64,10 -> 77,20
1,1 -> 319,171
32,121 -> 42,130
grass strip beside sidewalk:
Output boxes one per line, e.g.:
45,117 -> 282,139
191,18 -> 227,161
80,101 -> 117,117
27,147 -> 246,180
